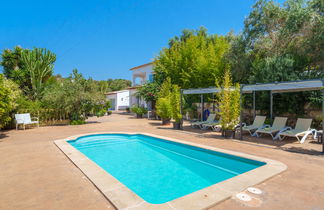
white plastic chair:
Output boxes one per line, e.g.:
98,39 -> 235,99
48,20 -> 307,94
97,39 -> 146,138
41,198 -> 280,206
278,118 -> 315,143
242,116 -> 266,136
15,113 -> 39,130
191,114 -> 216,128
255,117 -> 288,140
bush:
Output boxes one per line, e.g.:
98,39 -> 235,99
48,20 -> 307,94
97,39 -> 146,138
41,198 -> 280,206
95,110 -> 106,117
107,110 -> 112,115
70,120 -> 86,125
217,69 -> 240,130
130,105 -> 148,115
0,75 -> 21,129
170,85 -> 182,123
156,97 -> 172,120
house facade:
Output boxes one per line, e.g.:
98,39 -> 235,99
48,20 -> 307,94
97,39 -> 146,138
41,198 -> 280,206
130,62 -> 154,86
105,62 -> 154,111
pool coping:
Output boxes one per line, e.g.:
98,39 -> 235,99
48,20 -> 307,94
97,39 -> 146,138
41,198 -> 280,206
54,132 -> 287,210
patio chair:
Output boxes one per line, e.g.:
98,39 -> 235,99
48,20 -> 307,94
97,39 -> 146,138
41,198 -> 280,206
278,118 -> 315,143
191,114 -> 216,128
203,117 -> 242,132
241,115 -> 266,136
15,113 -> 39,130
255,117 -> 288,140
201,119 -> 221,131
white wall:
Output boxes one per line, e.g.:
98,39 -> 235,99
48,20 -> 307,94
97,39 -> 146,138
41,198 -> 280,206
116,90 -> 129,110
132,64 -> 154,86
106,90 -> 130,111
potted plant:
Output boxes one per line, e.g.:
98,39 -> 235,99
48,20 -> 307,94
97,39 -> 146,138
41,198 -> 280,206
170,85 -> 183,129
156,97 -> 172,124
130,105 -> 148,118
155,78 -> 173,125
126,107 -> 130,113
217,69 -> 241,139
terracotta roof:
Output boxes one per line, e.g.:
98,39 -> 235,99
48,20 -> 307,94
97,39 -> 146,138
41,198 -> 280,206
130,62 -> 153,70
104,89 -> 130,95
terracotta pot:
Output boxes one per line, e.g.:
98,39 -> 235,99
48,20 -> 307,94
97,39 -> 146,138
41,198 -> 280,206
173,122 -> 182,130
162,118 -> 171,125
222,130 -> 235,139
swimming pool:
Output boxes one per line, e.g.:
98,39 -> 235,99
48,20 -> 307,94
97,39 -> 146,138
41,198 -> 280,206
68,133 -> 265,204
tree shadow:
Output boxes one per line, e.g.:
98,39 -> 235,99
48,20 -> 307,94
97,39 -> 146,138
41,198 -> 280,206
85,121 -> 101,124
280,147 -> 324,156
117,112 -> 133,115
148,122 -> 164,126
0,131 -> 9,142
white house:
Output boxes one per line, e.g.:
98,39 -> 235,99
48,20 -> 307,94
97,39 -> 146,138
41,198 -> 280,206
105,62 -> 154,111
130,62 -> 154,86
106,90 -> 129,111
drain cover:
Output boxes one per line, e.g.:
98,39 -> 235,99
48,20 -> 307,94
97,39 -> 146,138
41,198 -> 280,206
247,187 -> 262,195
236,193 -> 252,201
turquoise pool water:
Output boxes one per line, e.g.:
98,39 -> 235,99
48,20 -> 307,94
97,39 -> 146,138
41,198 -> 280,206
68,134 -> 265,204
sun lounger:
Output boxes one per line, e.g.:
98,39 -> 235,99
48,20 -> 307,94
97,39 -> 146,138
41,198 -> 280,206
201,120 -> 221,131
255,117 -> 288,140
241,116 -> 266,136
191,114 -> 216,128
15,113 -> 39,130
278,118 -> 315,143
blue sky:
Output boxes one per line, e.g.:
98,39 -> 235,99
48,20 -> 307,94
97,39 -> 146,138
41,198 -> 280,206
1,0 -> 256,81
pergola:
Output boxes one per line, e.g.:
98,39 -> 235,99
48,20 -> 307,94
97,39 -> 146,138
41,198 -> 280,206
181,87 -> 220,121
181,79 -> 324,152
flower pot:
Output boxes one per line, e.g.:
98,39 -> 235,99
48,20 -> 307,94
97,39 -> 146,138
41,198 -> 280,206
136,114 -> 143,118
162,118 -> 171,125
173,122 -> 182,130
222,129 -> 235,139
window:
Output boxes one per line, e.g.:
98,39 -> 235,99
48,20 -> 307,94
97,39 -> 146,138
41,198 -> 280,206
148,74 -> 154,82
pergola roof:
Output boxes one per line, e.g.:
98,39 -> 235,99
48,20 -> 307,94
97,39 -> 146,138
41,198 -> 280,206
242,79 -> 324,93
182,79 -> 323,95
182,87 -> 220,95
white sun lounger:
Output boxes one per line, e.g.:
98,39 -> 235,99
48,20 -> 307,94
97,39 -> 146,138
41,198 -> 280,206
201,120 -> 221,131
15,113 -> 39,130
255,117 -> 288,140
278,118 -> 315,143
242,116 -> 266,136
191,114 -> 216,128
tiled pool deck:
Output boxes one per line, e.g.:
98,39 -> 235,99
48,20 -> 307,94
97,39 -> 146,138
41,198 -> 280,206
1,113 -> 324,209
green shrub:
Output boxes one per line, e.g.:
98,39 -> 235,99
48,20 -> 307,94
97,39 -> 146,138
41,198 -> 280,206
170,85 -> 182,123
0,75 -> 21,128
130,105 -> 148,115
70,120 -> 86,125
217,69 -> 240,130
156,97 -> 172,120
